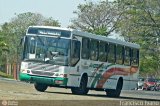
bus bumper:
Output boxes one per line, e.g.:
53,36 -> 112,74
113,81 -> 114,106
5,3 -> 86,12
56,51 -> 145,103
19,73 -> 68,86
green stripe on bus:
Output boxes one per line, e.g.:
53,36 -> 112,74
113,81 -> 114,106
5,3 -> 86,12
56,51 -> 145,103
90,64 -> 114,88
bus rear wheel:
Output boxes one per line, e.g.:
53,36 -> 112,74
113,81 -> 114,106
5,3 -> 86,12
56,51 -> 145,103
71,76 -> 89,95
106,79 -> 123,97
34,82 -> 48,92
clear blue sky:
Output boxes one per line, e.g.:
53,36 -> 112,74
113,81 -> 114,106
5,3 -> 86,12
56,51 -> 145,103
0,0 -> 99,27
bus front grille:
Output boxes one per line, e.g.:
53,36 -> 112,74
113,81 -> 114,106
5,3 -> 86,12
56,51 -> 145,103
31,70 -> 54,76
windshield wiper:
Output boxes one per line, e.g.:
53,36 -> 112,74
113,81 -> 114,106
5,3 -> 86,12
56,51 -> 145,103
24,58 -> 44,63
36,35 -> 45,46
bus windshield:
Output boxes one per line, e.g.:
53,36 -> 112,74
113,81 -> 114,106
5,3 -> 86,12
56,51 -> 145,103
23,35 -> 71,66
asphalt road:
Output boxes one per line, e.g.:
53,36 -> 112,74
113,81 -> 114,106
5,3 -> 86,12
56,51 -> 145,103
0,77 -> 160,106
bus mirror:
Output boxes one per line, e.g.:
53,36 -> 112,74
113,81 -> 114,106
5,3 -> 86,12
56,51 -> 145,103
20,37 -> 25,45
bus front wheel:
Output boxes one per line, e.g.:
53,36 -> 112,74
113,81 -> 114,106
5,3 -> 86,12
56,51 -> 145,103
34,82 -> 48,92
71,76 -> 89,95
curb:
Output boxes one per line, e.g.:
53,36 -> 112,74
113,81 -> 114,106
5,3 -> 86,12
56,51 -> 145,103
0,76 -> 19,82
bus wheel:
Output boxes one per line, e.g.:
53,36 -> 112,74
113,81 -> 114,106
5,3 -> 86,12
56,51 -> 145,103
71,76 -> 89,95
106,78 -> 123,97
34,82 -> 48,92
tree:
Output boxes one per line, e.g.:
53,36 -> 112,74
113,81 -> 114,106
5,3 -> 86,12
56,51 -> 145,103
0,36 -> 8,53
0,30 -> 9,67
70,1 -> 122,36
0,12 -> 60,66
116,0 -> 160,77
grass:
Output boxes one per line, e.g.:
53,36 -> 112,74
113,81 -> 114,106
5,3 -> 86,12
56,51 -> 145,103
0,71 -> 14,79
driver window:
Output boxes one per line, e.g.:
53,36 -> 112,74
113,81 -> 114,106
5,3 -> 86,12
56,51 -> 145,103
71,40 -> 80,66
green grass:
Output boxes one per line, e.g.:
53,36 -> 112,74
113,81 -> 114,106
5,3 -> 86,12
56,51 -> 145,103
0,71 -> 14,79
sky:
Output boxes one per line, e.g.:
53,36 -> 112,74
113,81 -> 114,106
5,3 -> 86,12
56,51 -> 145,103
0,0 -> 100,27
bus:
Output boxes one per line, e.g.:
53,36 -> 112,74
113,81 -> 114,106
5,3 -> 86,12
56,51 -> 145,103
20,26 -> 140,97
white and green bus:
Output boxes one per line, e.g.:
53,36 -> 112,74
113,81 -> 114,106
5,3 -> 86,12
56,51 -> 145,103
20,26 -> 140,97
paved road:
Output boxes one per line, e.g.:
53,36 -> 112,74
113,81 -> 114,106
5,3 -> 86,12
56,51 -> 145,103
0,77 -> 160,106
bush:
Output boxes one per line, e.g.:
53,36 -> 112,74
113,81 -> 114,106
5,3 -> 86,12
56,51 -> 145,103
0,71 -> 13,79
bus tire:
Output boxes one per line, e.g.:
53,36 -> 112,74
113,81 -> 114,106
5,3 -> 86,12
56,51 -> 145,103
71,76 -> 89,95
106,78 -> 123,97
34,83 -> 48,92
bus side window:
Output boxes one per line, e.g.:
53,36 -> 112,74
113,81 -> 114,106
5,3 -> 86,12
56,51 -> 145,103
71,40 -> 81,66
90,39 -> 99,61
131,49 -> 139,66
116,45 -> 123,64
124,47 -> 131,66
99,41 -> 107,62
29,37 -> 36,54
81,38 -> 90,59
108,43 -> 116,63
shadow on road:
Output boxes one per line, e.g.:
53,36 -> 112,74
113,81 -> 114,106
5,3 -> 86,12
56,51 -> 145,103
119,96 -> 160,101
45,91 -> 72,95
45,91 -> 160,101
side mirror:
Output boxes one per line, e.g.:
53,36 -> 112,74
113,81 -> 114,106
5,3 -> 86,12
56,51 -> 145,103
20,36 -> 25,45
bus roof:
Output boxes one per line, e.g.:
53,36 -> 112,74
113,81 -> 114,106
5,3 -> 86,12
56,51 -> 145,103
27,26 -> 73,32
27,26 -> 140,49
72,30 -> 140,49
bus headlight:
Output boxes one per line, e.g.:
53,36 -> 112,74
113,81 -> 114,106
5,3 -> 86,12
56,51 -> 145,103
27,70 -> 30,73
21,62 -> 29,69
